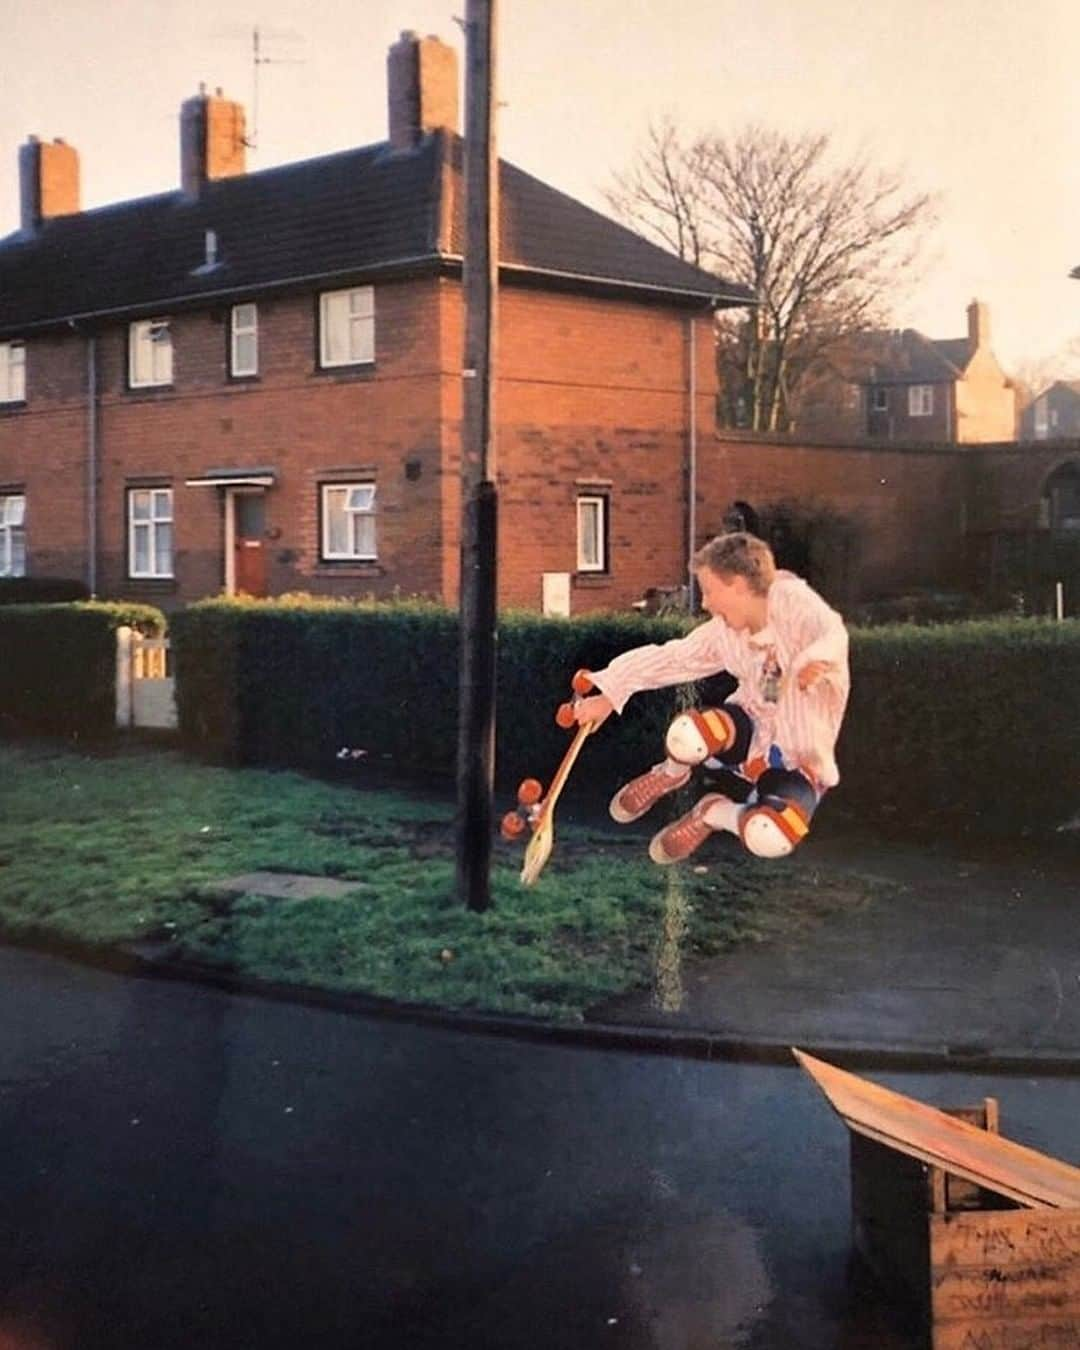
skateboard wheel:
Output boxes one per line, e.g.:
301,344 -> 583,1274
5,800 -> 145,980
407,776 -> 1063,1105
571,668 -> 594,696
555,701 -> 576,729
500,810 -> 526,840
517,777 -> 543,806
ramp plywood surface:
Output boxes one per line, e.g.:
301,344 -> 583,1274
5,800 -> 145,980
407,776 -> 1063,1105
794,1049 -> 1080,1210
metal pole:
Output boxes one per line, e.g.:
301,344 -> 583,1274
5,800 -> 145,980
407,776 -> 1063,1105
455,0 -> 499,912
686,315 -> 698,613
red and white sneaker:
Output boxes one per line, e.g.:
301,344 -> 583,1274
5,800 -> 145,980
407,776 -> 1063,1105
609,762 -> 691,824
648,793 -> 729,865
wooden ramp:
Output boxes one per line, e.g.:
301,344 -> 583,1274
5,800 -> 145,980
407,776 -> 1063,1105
794,1048 -> 1080,1210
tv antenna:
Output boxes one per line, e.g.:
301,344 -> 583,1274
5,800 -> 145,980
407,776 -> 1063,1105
247,24 -> 306,152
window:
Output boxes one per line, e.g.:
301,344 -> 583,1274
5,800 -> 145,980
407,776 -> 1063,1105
0,341 -> 26,404
908,384 -> 934,417
230,303 -> 258,377
871,386 -> 888,412
128,488 -> 173,578
319,287 -> 374,368
322,483 -> 376,561
0,494 -> 26,576
129,320 -> 173,388
576,494 -> 608,573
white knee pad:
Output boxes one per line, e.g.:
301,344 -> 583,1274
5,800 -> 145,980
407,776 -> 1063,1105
665,709 -> 736,766
738,803 -> 809,859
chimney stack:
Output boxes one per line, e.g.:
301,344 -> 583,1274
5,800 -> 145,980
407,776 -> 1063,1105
180,86 -> 246,195
19,136 -> 80,233
967,299 -> 990,355
387,31 -> 459,150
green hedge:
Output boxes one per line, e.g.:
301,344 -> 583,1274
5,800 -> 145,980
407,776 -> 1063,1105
171,598 -> 1080,836
0,602 -> 165,739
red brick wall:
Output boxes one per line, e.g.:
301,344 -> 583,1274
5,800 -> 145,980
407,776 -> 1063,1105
440,284 -> 716,613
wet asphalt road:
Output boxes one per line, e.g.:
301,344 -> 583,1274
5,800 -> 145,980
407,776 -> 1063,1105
1,946 -> 1079,1350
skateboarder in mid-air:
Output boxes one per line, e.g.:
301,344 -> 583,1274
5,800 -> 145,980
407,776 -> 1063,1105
571,531 -> 851,864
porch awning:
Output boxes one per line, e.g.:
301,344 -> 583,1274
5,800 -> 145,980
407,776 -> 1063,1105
185,469 -> 276,489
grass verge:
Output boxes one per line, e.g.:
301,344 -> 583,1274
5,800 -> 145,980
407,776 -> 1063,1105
0,741 -> 880,1021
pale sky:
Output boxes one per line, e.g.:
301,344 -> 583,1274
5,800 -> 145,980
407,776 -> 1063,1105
3,0 -> 1079,374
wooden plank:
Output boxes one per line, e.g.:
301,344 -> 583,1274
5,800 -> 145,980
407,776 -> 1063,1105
794,1049 -> 1080,1210
930,1210 -> 1080,1270
933,1317 -> 1080,1349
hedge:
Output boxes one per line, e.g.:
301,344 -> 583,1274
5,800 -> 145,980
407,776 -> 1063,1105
0,602 -> 165,739
171,597 -> 1080,836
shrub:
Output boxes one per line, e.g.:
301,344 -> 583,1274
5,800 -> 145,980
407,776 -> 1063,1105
0,601 -> 165,739
0,577 -> 90,605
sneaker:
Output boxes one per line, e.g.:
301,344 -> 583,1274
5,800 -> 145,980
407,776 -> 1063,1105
648,793 -> 728,864
609,762 -> 691,824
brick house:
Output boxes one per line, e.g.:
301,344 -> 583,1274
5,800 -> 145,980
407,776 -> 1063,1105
796,302 -> 1017,445
1019,381 -> 1080,442
0,32 -> 751,615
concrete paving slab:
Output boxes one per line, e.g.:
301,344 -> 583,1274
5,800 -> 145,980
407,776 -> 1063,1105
212,871 -> 360,901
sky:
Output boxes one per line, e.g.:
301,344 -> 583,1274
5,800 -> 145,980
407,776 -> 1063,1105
3,0 -> 1079,375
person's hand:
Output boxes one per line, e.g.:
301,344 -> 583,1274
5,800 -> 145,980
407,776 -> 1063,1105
796,660 -> 834,691
573,693 -> 614,728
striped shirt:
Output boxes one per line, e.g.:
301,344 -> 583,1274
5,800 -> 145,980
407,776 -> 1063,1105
591,572 -> 851,788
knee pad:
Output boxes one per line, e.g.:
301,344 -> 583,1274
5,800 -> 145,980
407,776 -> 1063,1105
665,707 -> 741,766
739,798 -> 812,858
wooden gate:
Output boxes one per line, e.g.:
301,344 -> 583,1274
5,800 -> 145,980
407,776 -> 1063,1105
115,627 -> 178,730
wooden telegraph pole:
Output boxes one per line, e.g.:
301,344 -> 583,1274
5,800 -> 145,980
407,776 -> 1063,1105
455,0 -> 499,912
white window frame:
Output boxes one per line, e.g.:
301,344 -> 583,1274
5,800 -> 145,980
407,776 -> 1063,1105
908,384 -> 934,417
0,341 -> 26,404
128,319 -> 173,389
0,494 -> 26,577
871,386 -> 888,412
230,303 -> 258,378
576,494 -> 608,573
127,487 -> 174,578
321,482 -> 377,561
319,287 -> 375,369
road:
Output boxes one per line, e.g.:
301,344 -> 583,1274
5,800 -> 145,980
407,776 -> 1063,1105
0,946 -> 1077,1349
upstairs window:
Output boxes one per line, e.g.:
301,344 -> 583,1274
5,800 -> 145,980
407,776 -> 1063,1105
128,487 -> 174,578
908,384 -> 934,417
576,494 -> 609,573
0,494 -> 26,576
321,483 -> 377,561
871,386 -> 888,412
129,319 -> 173,388
230,303 -> 258,378
319,287 -> 375,369
0,341 -> 26,404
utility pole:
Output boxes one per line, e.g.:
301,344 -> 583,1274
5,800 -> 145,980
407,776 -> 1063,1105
455,0 -> 500,912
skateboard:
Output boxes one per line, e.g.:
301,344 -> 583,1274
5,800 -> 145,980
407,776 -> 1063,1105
501,669 -> 596,886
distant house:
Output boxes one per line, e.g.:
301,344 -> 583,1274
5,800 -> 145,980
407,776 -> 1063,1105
795,301 -> 1016,444
1019,381 -> 1080,441
0,31 -> 751,614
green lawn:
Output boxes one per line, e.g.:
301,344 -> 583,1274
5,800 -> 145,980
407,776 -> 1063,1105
0,741 -> 877,1020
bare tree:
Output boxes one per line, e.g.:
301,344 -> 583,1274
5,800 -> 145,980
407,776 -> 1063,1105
607,121 -> 937,432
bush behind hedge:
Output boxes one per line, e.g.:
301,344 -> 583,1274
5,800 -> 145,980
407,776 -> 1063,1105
171,598 -> 1080,835
0,602 -> 166,738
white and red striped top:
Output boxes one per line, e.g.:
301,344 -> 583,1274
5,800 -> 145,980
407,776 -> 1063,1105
590,572 -> 851,788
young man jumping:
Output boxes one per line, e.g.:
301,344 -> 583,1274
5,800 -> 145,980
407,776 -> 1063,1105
571,532 -> 850,864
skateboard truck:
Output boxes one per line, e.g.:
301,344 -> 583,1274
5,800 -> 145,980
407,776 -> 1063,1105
501,669 -> 596,886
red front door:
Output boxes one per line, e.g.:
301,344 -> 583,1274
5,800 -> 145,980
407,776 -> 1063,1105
233,493 -> 267,597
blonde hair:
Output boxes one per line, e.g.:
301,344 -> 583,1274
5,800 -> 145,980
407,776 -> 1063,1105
693,532 -> 776,596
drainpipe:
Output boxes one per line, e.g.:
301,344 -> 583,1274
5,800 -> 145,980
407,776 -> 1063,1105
86,333 -> 98,596
686,315 -> 698,612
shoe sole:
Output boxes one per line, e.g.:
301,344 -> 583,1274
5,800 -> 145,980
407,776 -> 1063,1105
609,769 -> 690,825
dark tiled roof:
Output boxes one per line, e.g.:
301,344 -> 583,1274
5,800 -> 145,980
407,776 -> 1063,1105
841,328 -> 971,385
0,131 -> 750,336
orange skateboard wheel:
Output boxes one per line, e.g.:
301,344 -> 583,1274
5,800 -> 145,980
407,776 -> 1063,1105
517,777 -> 543,806
571,668 -> 594,695
555,701 -> 576,729
500,810 -> 527,840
